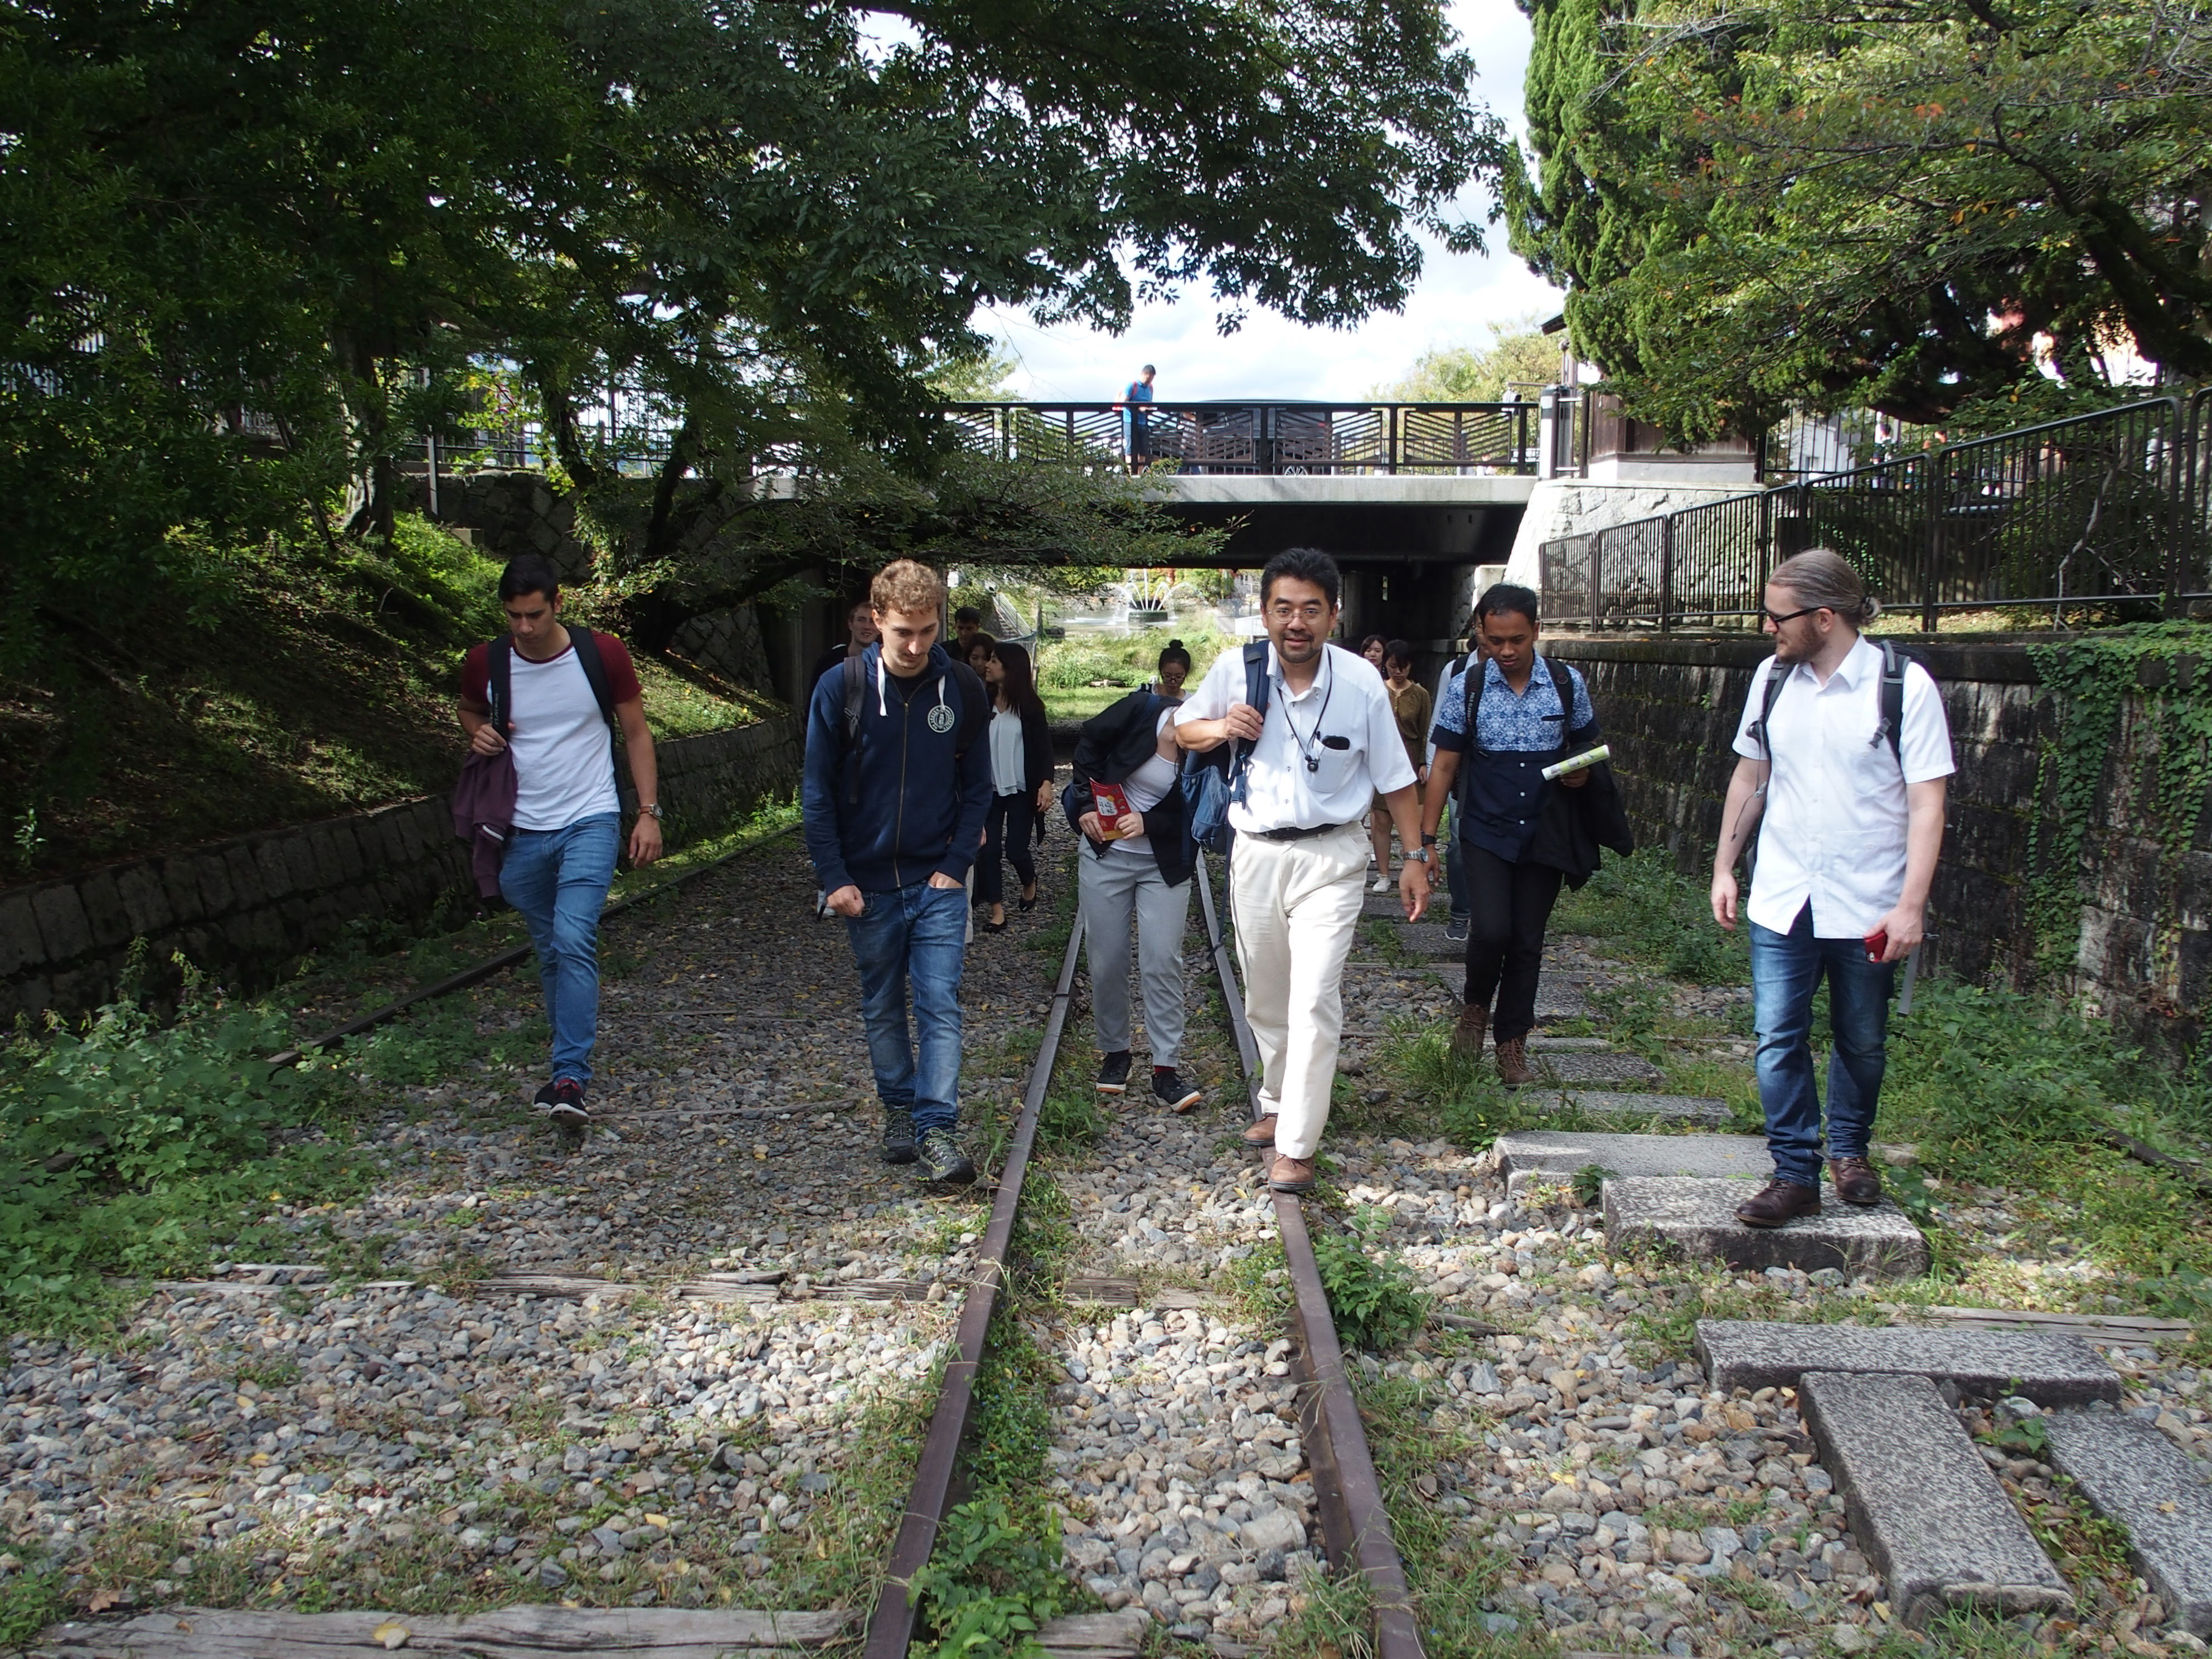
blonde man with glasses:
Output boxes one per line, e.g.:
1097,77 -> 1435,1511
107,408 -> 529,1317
1177,547 -> 1429,1192
1710,549 -> 1953,1229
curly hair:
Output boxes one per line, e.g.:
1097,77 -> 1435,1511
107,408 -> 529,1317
870,559 -> 948,617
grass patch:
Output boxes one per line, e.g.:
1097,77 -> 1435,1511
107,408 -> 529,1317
1551,855 -> 1748,986
1309,1208 -> 1427,1351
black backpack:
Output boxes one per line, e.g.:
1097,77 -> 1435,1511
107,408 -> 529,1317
1749,638 -> 1920,770
486,629 -> 621,785
838,651 -> 988,804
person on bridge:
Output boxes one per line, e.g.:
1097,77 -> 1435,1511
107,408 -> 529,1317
1421,584 -> 1604,1087
1065,671 -> 1202,1113
1120,365 -> 1156,474
803,559 -> 992,1186
458,554 -> 663,1129
807,598 -> 880,721
1710,550 -> 1953,1228
1177,547 -> 1430,1192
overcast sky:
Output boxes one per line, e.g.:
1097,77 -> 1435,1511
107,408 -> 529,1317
977,0 -> 1561,402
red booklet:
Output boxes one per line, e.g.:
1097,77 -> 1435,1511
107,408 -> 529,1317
1093,781 -> 1132,835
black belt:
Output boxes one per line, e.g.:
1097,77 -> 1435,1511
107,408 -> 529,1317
1247,821 -> 1355,843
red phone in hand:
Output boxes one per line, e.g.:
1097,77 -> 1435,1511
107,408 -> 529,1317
1864,926 -> 1888,963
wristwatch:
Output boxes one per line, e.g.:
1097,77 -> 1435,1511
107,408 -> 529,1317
641,803 -> 664,821
1406,847 -> 1431,864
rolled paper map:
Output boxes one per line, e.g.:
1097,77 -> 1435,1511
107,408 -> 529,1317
1541,744 -> 1611,782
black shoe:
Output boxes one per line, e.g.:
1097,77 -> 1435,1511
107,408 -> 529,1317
1097,1051 -> 1132,1095
545,1078 -> 589,1124
1019,891 -> 1037,911
1152,1068 -> 1202,1112
917,1128 -> 976,1185
881,1108 -> 917,1165
533,1080 -> 560,1110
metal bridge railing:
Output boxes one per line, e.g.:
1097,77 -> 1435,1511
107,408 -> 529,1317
942,400 -> 1540,475
1538,395 -> 2212,629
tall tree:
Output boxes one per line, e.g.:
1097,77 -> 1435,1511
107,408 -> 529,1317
1372,317 -> 1560,401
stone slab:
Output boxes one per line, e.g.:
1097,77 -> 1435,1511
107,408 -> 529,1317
1695,1319 -> 2122,1405
1497,1130 -> 1768,1198
1798,1370 -> 2073,1628
1605,1179 -> 1931,1279
2041,1411 -> 2212,1634
1554,1090 -> 1737,1127
1541,1050 -> 1663,1085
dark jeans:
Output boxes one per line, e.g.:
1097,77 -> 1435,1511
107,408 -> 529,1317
1750,903 -> 1896,1187
1443,801 -> 1469,920
977,792 -> 1038,905
842,880 -> 968,1133
1461,843 -> 1564,1042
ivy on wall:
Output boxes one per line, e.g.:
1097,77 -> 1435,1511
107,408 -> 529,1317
2027,623 -> 2212,976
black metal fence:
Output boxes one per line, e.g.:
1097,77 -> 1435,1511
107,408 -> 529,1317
1539,394 -> 2212,628
943,400 -> 1540,475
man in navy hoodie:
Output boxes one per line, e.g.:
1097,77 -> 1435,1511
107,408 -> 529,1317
802,560 -> 992,1183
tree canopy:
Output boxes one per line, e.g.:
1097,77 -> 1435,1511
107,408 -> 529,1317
4,0 -> 1502,617
1507,0 -> 2212,439
1371,317 -> 1559,401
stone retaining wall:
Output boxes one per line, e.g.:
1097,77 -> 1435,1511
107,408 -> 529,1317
1542,634 -> 2211,1055
1,717 -> 802,1022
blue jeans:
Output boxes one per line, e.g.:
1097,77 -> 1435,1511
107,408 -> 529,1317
1750,904 -> 1897,1187
843,880 -> 968,1133
499,812 -> 622,1086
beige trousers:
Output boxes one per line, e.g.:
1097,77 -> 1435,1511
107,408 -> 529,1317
1228,821 -> 1367,1160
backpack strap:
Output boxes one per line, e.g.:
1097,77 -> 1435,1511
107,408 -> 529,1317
1237,639 -> 1272,773
488,637 -> 515,738
1878,639 -> 1906,768
566,628 -> 618,727
1750,656 -> 1789,762
1545,654 -> 1583,741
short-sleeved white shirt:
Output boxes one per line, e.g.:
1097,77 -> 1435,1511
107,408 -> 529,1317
1730,634 -> 1955,937
1177,642 -> 1417,835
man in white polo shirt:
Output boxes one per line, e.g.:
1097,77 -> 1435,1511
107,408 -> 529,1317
1178,547 -> 1429,1192
1710,549 -> 1953,1228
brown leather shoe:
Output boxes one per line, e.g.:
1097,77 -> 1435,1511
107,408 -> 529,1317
1495,1035 -> 1534,1087
1735,1178 -> 1822,1228
1452,1003 -> 1488,1057
1268,1153 -> 1317,1193
1829,1156 -> 1884,1206
1242,1114 -> 1279,1148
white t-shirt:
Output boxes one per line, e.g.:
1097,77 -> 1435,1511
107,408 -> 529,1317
508,649 -> 620,831
1730,634 -> 1955,937
1176,642 -> 1417,835
989,707 -> 1026,795
1112,709 -> 1181,857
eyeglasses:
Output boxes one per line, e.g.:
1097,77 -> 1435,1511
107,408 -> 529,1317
1265,601 -> 1332,623
1760,605 -> 1824,627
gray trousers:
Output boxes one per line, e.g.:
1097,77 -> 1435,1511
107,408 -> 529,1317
1079,844 -> 1194,1067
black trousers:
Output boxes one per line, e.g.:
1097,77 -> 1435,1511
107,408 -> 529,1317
978,792 -> 1039,905
1462,843 -> 1564,1042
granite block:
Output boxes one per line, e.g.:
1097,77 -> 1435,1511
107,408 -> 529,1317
114,864 -> 176,937
1554,1090 -> 1736,1127
1798,1370 -> 2072,1628
76,870 -> 131,948
1695,1319 -> 2122,1405
0,891 -> 44,977
1497,1130 -> 1768,1197
1605,1179 -> 1929,1278
2041,1410 -> 2212,1634
1542,1051 -> 1663,1086
30,885 -> 92,961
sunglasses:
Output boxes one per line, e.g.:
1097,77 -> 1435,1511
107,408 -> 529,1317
1761,605 -> 1825,627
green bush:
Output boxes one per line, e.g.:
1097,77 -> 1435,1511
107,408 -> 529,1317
1313,1207 -> 1426,1350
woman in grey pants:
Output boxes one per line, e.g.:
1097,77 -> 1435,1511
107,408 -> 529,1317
1064,684 -> 1201,1112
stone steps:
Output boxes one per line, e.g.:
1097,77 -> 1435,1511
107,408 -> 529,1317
1537,1051 -> 1663,1086
1544,1090 -> 1735,1126
1606,1180 -> 1929,1278
1798,1370 -> 2074,1629
2041,1411 -> 2212,1636
1495,1129 -> 1767,1200
1695,1320 -> 2123,1406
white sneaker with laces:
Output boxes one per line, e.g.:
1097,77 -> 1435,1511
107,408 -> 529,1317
1369,872 -> 1393,893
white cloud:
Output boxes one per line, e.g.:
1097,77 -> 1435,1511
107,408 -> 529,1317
979,0 -> 1561,403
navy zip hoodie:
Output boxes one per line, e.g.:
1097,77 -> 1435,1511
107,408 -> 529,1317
803,641 -> 993,894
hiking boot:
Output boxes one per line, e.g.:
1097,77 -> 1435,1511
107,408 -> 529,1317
1452,1003 -> 1488,1058
1443,915 -> 1470,944
917,1128 -> 977,1186
1096,1050 -> 1133,1095
1242,1114 -> 1279,1148
545,1078 -> 589,1124
1268,1154 -> 1317,1193
1152,1068 -> 1202,1113
1829,1156 -> 1884,1206
1735,1178 -> 1822,1228
880,1108 -> 917,1165
1495,1036 -> 1534,1087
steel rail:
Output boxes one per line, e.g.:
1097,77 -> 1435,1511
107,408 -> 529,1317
861,913 -> 1088,1659
1194,853 -> 1426,1659
264,822 -> 801,1069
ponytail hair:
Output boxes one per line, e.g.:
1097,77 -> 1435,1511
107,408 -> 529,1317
1769,549 -> 1881,627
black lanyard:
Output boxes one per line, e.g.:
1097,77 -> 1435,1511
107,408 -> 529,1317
1272,650 -> 1336,774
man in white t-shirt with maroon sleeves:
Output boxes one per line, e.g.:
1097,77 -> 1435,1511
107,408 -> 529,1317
459,555 -> 663,1127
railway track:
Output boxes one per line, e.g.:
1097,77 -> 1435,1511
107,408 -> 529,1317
37,822 -> 1433,1659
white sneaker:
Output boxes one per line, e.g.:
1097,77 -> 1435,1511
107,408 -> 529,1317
1370,873 -> 1393,892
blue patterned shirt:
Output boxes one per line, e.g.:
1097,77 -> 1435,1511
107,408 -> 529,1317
1430,653 -> 1595,754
